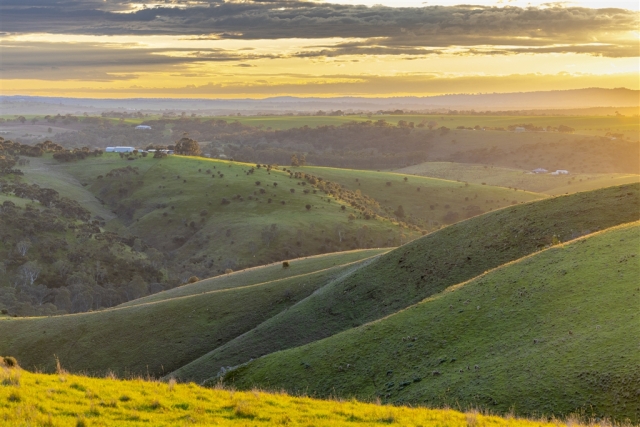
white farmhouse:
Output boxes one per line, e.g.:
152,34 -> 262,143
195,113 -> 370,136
551,170 -> 569,175
105,146 -> 136,153
135,125 -> 152,130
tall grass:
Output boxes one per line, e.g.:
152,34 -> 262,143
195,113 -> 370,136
0,363 -> 631,427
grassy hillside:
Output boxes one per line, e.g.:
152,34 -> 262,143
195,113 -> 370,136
222,222 -> 640,422
395,162 -> 640,195
122,248 -> 388,307
54,153 -> 540,277
20,157 -> 116,219
168,184 -> 639,383
56,153 -> 423,277
0,256 -> 379,377
292,164 -> 543,228
0,364 -> 591,427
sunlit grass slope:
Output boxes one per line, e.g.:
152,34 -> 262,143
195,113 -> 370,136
223,223 -> 640,422
293,164 -> 544,226
121,248 -> 388,307
0,257 -> 378,378
395,162 -> 640,196
169,184 -> 639,383
0,365 -> 597,427
19,157 -> 117,220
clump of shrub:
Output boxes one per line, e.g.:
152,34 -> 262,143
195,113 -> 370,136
282,261 -> 290,269
3,356 -> 18,368
187,276 -> 199,284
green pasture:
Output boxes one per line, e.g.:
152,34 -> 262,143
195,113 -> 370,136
223,222 -> 640,422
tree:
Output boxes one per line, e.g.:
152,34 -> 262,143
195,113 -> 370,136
15,240 -> 31,256
290,154 -> 300,167
305,204 -> 311,211
394,205 -> 405,218
18,262 -> 40,287
174,137 -> 202,156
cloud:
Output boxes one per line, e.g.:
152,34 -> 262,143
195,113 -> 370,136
0,40 -> 279,80
1,1 -> 637,57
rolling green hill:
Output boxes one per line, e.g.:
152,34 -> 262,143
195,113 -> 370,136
0,254 -> 381,377
168,184 -> 638,383
55,154 -> 539,275
221,222 -> 640,422
121,248 -> 388,307
292,164 -> 543,228
395,162 -> 640,196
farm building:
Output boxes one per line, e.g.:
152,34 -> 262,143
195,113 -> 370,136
532,168 -> 548,174
514,127 -> 526,132
105,146 -> 136,153
135,125 -> 152,130
551,170 -> 569,175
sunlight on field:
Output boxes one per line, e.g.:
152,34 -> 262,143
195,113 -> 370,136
0,363 -> 603,427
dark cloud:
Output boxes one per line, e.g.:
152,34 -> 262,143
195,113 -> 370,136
1,1 -> 637,41
0,41 -> 275,80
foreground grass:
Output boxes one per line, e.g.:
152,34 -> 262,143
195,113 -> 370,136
223,222 -> 640,422
0,365 -> 617,427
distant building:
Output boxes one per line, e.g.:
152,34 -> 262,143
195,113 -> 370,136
514,127 -> 526,133
135,125 -> 152,130
551,170 -> 569,175
105,146 -> 136,153
532,168 -> 548,174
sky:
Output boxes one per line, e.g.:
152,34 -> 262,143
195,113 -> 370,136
0,0 -> 638,98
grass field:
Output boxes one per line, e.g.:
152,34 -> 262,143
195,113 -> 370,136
0,254 -> 381,377
51,154 -> 541,276
0,364 -> 602,427
207,114 -> 639,138
19,157 -> 117,219
168,184 -> 639,384
222,222 -> 640,422
292,164 -> 544,227
122,248 -> 388,307
395,162 -> 640,195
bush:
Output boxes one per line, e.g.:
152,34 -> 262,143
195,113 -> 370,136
187,276 -> 199,284
224,268 -> 233,274
282,261 -> 290,268
305,204 -> 311,211
3,356 -> 18,367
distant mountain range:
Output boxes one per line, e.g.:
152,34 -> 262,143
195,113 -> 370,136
1,88 -> 638,115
